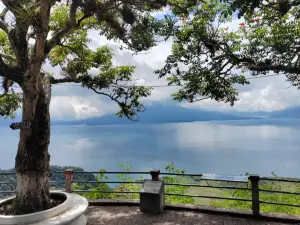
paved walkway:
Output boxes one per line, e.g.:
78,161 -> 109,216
86,206 -> 292,225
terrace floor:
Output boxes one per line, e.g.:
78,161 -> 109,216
86,206 -> 293,225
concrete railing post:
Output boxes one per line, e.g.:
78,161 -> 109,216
150,170 -> 160,181
249,174 -> 260,216
64,169 -> 73,193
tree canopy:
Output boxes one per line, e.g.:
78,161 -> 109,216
1,0 -> 299,119
156,0 -> 300,105
0,0 -> 175,120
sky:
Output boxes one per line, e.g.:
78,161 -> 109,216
2,4 -> 300,121
49,9 -> 300,121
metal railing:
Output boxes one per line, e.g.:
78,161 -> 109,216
1,169 -> 300,216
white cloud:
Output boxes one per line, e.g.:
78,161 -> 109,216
46,32 -> 176,120
181,74 -> 300,112
151,7 -> 171,19
50,95 -> 117,120
40,12 -> 300,119
0,3 -> 297,121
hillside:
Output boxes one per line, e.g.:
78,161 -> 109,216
0,165 -> 98,198
269,106 -> 300,118
51,104 -> 255,126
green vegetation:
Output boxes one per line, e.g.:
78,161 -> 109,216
73,162 -> 194,205
162,162 -> 194,204
0,166 -> 96,199
2,163 -> 300,216
73,162 -> 141,200
73,164 -> 300,216
210,176 -> 300,216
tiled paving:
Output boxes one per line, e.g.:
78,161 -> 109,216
86,206 -> 293,225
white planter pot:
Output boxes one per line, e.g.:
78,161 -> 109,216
0,191 -> 88,225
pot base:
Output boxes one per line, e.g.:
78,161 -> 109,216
0,191 -> 88,225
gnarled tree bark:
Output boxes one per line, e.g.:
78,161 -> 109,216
14,73 -> 52,214
13,0 -> 53,214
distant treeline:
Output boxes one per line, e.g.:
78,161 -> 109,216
0,165 -> 96,198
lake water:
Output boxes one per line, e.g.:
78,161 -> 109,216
1,118 -> 300,178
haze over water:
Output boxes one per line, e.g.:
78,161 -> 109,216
0,118 -> 299,178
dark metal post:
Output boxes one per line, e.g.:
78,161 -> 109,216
249,174 -> 260,216
150,170 -> 160,181
64,169 -> 73,193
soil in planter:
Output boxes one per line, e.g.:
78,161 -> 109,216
0,194 -> 66,216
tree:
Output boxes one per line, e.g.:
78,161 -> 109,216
224,0 -> 300,87
156,0 -> 250,105
0,0 -> 176,214
157,0 -> 300,104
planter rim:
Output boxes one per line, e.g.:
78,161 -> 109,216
0,191 -> 88,225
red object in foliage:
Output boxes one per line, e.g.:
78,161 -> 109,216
225,26 -> 229,30
180,17 -> 187,23
239,22 -> 245,27
53,52 -> 59,57
253,18 -> 260,22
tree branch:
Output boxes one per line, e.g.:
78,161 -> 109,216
193,96 -> 211,102
45,0 -> 90,54
57,43 -> 82,57
50,77 -> 76,84
89,86 -> 139,120
0,7 -> 9,33
0,7 -> 8,21
90,87 -> 118,102
2,1 -> 29,67
0,55 -> 23,84
248,64 -> 300,74
0,21 -> 8,33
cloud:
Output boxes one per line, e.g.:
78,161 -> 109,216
44,27 -> 176,120
181,73 -> 300,112
151,6 -> 172,19
5,7 -> 298,120
49,25 -> 300,119
50,95 -> 117,120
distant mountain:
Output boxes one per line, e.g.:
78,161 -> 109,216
229,111 -> 274,118
3,104 -> 300,127
269,106 -> 300,118
50,104 -> 256,126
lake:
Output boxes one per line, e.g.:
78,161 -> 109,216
0,118 -> 300,178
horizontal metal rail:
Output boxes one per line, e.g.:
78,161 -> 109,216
0,171 -> 64,175
0,181 -> 64,185
73,171 -> 150,175
72,171 -> 203,176
0,172 -> 16,175
200,178 -> 248,183
164,183 -> 251,190
71,181 -> 251,191
260,200 -> 300,208
160,172 -> 203,176
72,190 -> 251,203
0,182 -> 15,185
0,191 -> 15,194
72,190 -> 140,194
260,189 -> 300,196
72,181 -> 143,184
165,193 -> 252,202
260,177 -> 300,183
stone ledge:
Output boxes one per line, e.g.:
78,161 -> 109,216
88,199 -> 300,224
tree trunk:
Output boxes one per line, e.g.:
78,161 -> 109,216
14,74 -> 52,215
